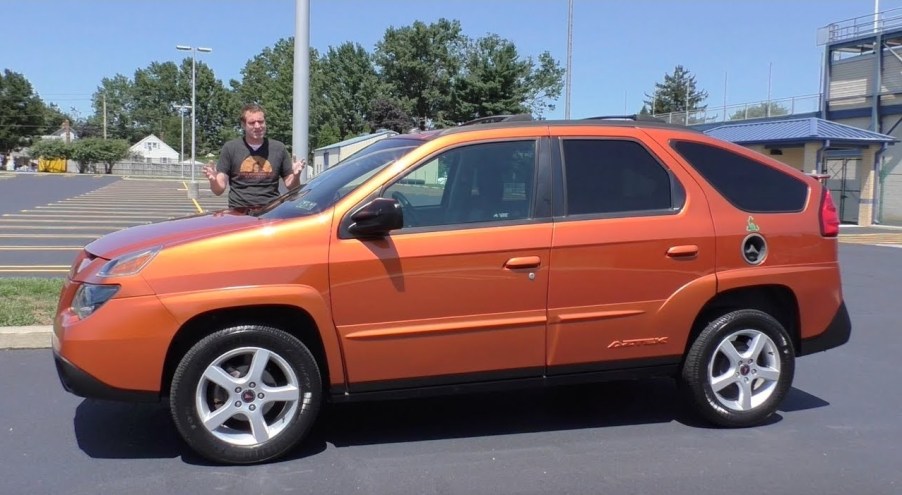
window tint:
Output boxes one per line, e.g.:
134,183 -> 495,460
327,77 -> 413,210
384,140 -> 536,228
562,139 -> 674,216
671,140 -> 807,212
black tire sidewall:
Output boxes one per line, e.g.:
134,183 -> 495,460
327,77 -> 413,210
170,325 -> 322,464
682,309 -> 795,427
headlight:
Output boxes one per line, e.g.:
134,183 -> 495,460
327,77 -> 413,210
72,283 -> 120,319
98,246 -> 161,277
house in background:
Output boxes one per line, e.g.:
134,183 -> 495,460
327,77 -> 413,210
43,127 -> 78,143
312,129 -> 397,176
130,134 -> 179,164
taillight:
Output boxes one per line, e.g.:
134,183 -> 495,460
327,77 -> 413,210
820,188 -> 840,237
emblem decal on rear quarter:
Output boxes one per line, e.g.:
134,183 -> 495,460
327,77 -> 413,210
747,216 -> 760,232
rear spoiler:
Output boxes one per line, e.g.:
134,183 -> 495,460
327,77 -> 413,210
806,173 -> 830,185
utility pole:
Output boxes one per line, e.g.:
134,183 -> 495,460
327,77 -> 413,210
102,93 -> 107,139
565,0 -> 573,119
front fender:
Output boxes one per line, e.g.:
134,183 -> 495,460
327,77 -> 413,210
157,284 -> 345,390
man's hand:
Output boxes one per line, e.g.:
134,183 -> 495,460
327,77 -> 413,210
292,156 -> 306,175
203,162 -> 217,181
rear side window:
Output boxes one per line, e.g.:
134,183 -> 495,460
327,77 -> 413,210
671,140 -> 807,212
562,139 -> 677,216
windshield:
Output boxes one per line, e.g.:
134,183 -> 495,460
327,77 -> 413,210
255,138 -> 421,220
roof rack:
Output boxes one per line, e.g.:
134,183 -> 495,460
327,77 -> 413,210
459,114 -> 534,126
584,114 -> 666,123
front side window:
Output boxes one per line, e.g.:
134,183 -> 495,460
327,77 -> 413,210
562,139 -> 676,216
384,140 -> 537,229
257,138 -> 421,219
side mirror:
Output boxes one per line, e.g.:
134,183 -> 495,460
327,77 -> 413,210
347,197 -> 404,237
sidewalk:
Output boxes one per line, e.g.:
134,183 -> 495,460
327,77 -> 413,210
0,326 -> 52,349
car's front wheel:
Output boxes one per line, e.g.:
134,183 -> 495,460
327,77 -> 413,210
680,309 -> 795,427
170,325 -> 322,464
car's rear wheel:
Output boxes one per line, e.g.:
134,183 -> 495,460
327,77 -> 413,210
680,309 -> 794,427
170,325 -> 321,464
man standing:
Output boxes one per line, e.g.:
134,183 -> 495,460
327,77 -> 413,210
204,103 -> 305,208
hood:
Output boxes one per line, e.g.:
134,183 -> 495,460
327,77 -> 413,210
85,210 -> 267,260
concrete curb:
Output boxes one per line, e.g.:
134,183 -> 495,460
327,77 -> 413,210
0,326 -> 52,349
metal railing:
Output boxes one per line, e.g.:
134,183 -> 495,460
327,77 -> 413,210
817,7 -> 902,45
651,93 -> 821,126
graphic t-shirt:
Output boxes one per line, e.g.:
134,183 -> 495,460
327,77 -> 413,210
217,138 -> 292,208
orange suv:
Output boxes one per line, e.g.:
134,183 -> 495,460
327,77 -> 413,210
53,117 -> 851,464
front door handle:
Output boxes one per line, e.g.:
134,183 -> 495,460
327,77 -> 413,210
504,256 -> 541,269
666,245 -> 699,258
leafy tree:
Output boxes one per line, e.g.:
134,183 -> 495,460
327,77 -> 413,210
449,35 -> 563,122
191,62 -> 239,156
28,138 -> 71,160
132,61 -> 182,142
644,65 -> 708,114
92,75 -> 140,142
523,52 -> 565,118
320,42 -> 382,139
0,69 -> 45,154
40,104 -> 74,136
368,97 -> 412,133
70,138 -> 131,174
374,18 -> 467,129
729,102 -> 790,121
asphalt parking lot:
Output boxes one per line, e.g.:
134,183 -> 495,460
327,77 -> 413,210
0,173 -> 227,275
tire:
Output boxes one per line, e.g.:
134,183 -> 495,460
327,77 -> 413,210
680,309 -> 795,427
170,325 -> 322,464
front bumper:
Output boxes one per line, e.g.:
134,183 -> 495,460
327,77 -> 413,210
53,352 -> 158,402
53,290 -> 181,397
799,301 -> 851,356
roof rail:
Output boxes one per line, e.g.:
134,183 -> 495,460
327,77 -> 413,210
584,114 -> 667,123
459,114 -> 534,126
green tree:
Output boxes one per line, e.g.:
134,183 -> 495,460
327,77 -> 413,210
729,102 -> 790,121
40,104 -> 74,136
374,18 -> 467,129
92,75 -> 140,142
27,138 -> 71,160
644,65 -> 708,114
192,63 -> 239,157
368,97 -> 412,133
320,42 -> 382,139
132,61 -> 182,142
0,70 -> 45,154
70,138 -> 131,174
449,34 -> 563,122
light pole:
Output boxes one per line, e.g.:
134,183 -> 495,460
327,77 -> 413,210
176,44 -> 212,195
174,104 -> 191,177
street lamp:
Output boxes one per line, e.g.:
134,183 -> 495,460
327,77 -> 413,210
176,44 -> 212,195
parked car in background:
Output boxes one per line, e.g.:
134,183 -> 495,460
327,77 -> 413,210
53,116 -> 850,464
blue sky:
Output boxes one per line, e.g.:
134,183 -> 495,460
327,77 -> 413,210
3,0 -> 894,121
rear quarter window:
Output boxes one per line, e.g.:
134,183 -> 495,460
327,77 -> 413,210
671,140 -> 808,212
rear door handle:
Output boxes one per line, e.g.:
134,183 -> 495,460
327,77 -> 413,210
504,256 -> 541,269
666,245 -> 699,258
